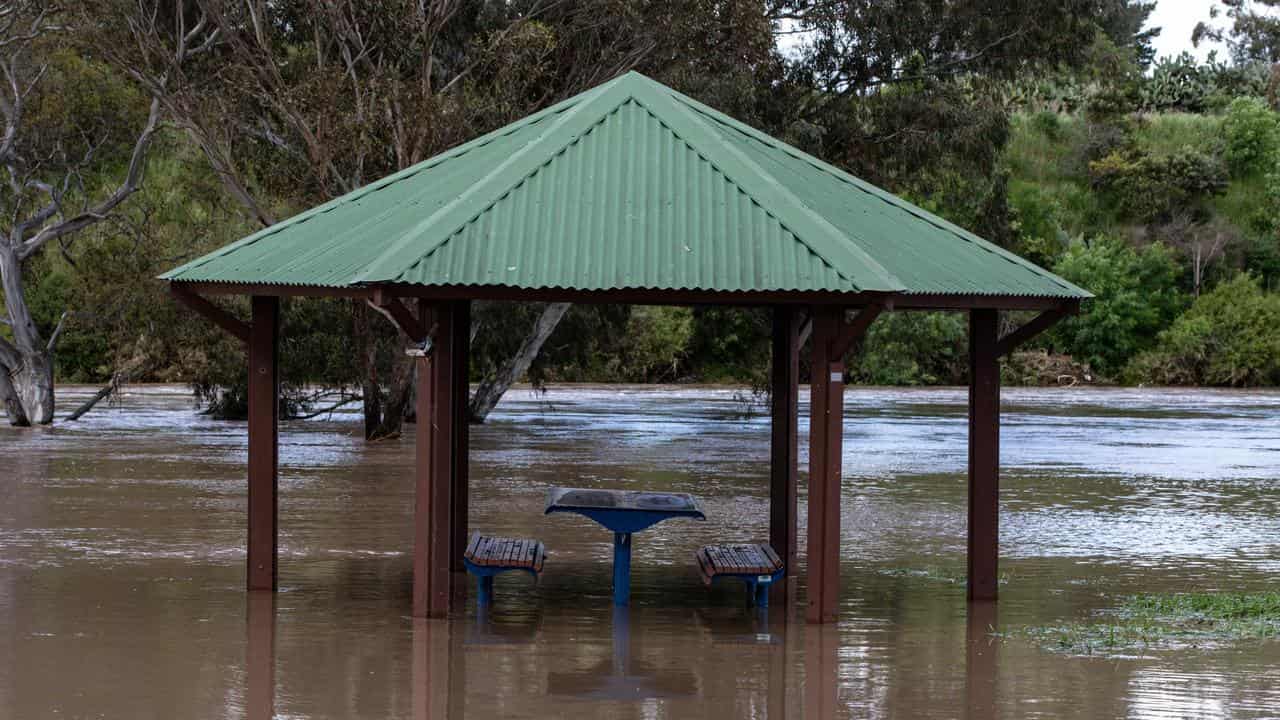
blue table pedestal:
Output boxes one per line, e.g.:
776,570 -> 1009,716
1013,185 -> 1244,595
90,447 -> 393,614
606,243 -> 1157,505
612,532 -> 632,606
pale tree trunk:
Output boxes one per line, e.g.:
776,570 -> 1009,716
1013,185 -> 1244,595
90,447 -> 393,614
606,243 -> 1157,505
469,302 -> 570,422
0,244 -> 54,426
0,1 -> 162,427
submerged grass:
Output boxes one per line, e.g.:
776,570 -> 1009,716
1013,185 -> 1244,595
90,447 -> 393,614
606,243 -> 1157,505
1014,592 -> 1280,657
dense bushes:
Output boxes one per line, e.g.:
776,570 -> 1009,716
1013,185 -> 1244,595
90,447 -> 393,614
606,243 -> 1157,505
1050,237 -> 1185,377
1089,148 -> 1228,222
1126,275 -> 1280,386
1222,97 -> 1280,176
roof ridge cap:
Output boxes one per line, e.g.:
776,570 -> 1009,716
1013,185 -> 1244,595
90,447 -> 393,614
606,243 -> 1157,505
629,80 -> 904,294
352,81 -> 632,284
669,93 -> 1089,296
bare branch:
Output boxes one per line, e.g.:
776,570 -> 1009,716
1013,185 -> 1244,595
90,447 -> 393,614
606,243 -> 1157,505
18,95 -> 162,259
44,308 -> 68,352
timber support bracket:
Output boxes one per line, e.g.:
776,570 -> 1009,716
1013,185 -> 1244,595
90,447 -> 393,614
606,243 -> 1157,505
170,283 -> 251,345
830,302 -> 887,358
370,288 -> 432,343
994,301 -> 1079,358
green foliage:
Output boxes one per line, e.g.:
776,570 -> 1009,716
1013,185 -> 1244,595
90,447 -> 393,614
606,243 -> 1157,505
850,313 -> 967,386
1050,237 -> 1185,376
620,307 -> 695,381
1016,592 -> 1280,656
1129,113 -> 1223,156
1138,53 -> 1270,112
1089,148 -> 1228,223
1222,96 -> 1280,176
1008,182 -> 1069,266
685,307 -> 770,384
1126,274 -> 1280,386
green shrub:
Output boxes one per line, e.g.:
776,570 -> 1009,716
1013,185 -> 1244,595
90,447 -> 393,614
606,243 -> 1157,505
851,312 -> 967,385
1089,148 -> 1228,223
1050,237 -> 1186,376
1125,274 -> 1280,386
1008,182 -> 1067,266
1222,96 -> 1280,177
621,306 -> 695,381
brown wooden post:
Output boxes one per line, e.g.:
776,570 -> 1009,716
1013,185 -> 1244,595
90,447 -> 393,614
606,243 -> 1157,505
450,300 -> 471,575
770,306 -> 799,604
412,338 -> 434,618
968,309 -> 1000,602
247,296 -> 279,591
430,303 -> 455,613
413,300 -> 456,618
806,306 -> 845,623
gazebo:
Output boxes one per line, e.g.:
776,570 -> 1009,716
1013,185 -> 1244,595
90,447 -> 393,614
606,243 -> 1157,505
161,71 -> 1090,624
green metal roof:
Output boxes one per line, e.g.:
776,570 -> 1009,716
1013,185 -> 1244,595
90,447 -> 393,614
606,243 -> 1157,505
162,72 -> 1089,300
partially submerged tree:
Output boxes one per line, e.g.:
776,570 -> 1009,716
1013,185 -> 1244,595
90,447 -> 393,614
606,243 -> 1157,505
0,2 -> 160,425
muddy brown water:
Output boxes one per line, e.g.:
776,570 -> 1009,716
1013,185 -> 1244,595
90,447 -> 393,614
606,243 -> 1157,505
2,384 -> 1279,719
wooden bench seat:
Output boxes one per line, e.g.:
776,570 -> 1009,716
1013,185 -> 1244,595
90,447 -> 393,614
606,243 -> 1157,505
463,533 -> 546,606
464,533 -> 546,572
695,543 -> 785,607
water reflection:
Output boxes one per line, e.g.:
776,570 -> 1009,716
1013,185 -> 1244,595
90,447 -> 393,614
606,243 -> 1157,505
246,593 -> 275,720
3,384 -> 1280,719
965,601 -> 997,720
411,618 -> 459,720
547,607 -> 699,700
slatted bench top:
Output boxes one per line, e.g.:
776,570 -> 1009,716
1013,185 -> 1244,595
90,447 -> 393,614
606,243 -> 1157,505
464,533 -> 546,573
695,543 -> 783,583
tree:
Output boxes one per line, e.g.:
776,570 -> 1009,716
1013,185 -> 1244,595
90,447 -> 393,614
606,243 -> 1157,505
1049,236 -> 1186,376
1127,273 -> 1280,385
104,0 -> 784,433
1196,0 -> 1280,106
0,2 -> 160,425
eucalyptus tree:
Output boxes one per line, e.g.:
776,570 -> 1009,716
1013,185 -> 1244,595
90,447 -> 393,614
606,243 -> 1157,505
0,1 -> 161,425
107,0 -> 782,433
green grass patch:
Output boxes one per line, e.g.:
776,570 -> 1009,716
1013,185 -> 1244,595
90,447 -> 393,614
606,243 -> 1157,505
1212,171 -> 1269,233
1005,112 -> 1087,185
1131,113 -> 1224,156
1012,592 -> 1280,657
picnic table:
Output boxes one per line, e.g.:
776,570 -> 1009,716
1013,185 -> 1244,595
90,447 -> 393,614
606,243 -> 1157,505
545,487 -> 706,606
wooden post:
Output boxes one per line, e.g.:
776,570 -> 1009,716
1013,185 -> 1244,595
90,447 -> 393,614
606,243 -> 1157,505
968,309 -> 1000,602
770,306 -> 799,604
806,306 -> 844,624
430,303 -> 455,612
450,300 -> 471,575
247,296 -> 279,591
413,301 -> 455,618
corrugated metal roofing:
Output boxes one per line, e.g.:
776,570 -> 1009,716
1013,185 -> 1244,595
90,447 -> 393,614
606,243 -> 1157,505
161,72 -> 1090,300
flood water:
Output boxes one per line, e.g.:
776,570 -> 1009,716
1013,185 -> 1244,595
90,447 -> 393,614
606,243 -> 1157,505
2,384 -> 1279,719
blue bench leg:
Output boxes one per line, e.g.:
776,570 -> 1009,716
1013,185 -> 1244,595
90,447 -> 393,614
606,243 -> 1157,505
613,532 -> 632,606
476,575 -> 494,606
754,580 -> 770,608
